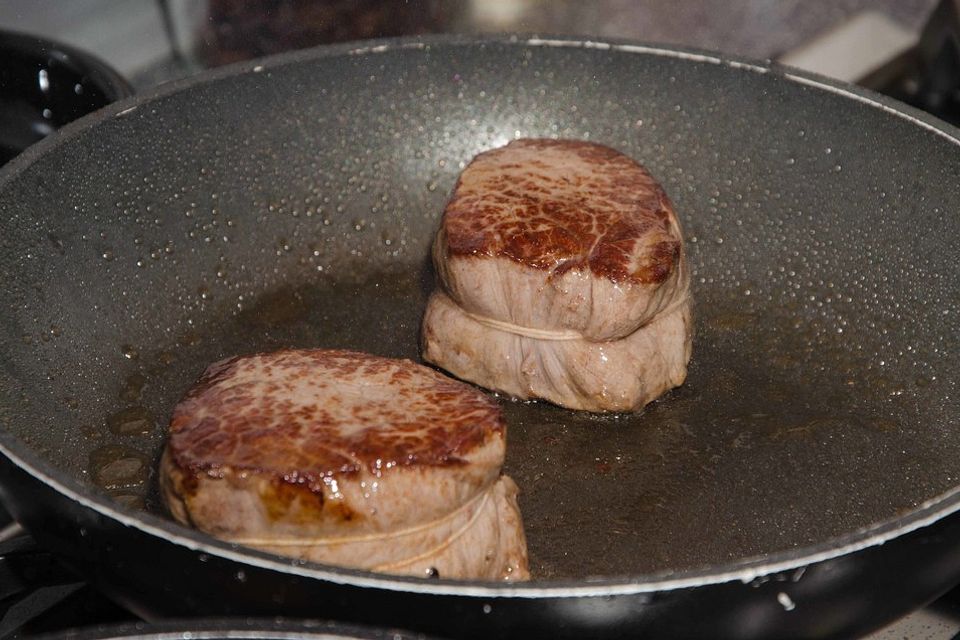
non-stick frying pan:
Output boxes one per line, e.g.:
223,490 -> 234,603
1,35 -> 960,639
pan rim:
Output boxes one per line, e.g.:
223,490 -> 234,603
2,32 -> 960,598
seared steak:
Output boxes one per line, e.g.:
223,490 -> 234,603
434,138 -> 688,341
424,139 -> 692,411
160,349 -> 528,580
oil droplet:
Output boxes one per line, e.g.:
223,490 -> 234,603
238,288 -> 308,327
121,344 -> 139,360
110,491 -> 146,510
119,373 -> 147,402
89,445 -> 149,489
178,331 -> 202,347
106,406 -> 153,435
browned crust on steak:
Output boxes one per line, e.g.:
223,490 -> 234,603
167,349 -> 505,490
441,138 -> 681,284
162,349 -> 523,565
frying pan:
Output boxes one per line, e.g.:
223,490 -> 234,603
35,618 -> 430,640
1,34 -> 959,639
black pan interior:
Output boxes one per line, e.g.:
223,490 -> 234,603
1,39 -> 959,581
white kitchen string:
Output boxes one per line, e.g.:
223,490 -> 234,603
462,274 -> 692,342
223,484 -> 490,548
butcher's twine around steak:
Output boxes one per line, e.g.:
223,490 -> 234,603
221,481 -> 489,548
424,138 -> 693,411
423,290 -> 692,412
461,277 -> 691,342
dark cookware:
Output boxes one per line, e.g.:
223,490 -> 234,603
0,29 -> 134,165
35,618 -> 430,640
1,35 -> 959,639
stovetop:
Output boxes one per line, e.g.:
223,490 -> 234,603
1,513 -> 960,639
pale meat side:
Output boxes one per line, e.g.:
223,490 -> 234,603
422,290 -> 693,412
160,349 -> 529,580
435,138 -> 688,341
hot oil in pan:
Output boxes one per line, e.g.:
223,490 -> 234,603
94,270 -> 926,579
